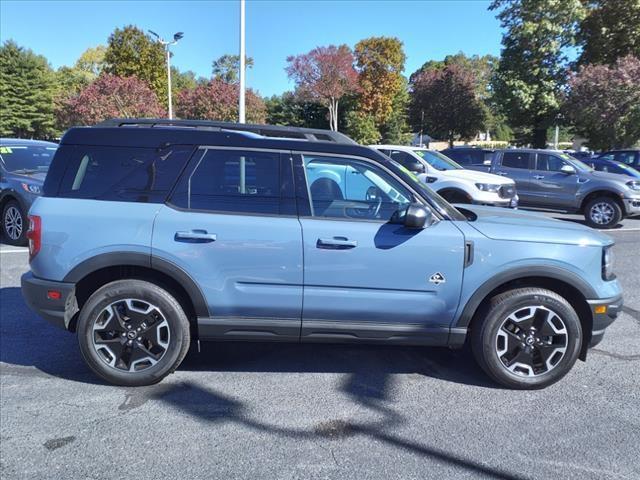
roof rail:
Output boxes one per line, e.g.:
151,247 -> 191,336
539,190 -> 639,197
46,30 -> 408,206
96,118 -> 358,145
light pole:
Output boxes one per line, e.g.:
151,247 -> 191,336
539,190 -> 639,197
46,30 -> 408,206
148,30 -> 184,119
239,0 -> 246,123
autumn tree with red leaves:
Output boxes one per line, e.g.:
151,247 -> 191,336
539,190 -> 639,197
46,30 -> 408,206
286,45 -> 359,131
56,74 -> 165,127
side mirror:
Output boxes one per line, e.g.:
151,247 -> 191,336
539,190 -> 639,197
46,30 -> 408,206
560,164 -> 576,175
404,203 -> 431,229
406,161 -> 425,174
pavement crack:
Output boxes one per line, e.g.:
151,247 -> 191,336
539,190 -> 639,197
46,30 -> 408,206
590,348 -> 640,361
43,435 -> 76,451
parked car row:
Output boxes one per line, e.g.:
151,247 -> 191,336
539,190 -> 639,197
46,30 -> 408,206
19,119 -> 622,390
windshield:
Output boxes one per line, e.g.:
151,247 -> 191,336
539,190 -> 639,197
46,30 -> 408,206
414,149 -> 462,171
558,153 -> 592,172
0,145 -> 56,173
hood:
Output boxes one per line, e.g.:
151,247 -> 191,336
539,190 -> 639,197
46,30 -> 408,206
583,170 -> 633,183
458,205 -> 613,247
438,168 -> 514,185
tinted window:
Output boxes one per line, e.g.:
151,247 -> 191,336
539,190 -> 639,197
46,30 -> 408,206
388,150 -> 414,167
536,153 -> 567,172
614,151 -> 637,166
58,145 -> 192,202
501,152 -> 530,169
172,149 -> 285,215
303,155 -> 412,221
0,144 -> 56,173
442,149 -> 483,166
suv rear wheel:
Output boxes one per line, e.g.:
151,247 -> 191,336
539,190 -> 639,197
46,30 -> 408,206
471,288 -> 582,389
77,279 -> 191,386
584,196 -> 622,229
2,200 -> 27,246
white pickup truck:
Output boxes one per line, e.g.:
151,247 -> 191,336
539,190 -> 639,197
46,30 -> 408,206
370,145 -> 518,208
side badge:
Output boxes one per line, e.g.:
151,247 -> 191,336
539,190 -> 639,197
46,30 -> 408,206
429,272 -> 446,285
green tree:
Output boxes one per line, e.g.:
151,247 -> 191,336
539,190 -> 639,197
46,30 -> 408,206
490,0 -> 586,147
75,45 -> 106,76
103,25 -> 167,106
265,91 -> 329,129
211,54 -> 254,83
344,110 -> 381,144
578,0 -> 640,65
379,77 -> 412,144
354,36 -> 406,125
0,40 -> 56,138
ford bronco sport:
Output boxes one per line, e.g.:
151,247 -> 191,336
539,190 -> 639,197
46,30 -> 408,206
21,119 -> 623,389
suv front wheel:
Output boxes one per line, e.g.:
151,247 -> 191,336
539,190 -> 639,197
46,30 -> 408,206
471,288 -> 582,389
2,200 -> 27,246
584,196 -> 622,229
77,279 -> 191,386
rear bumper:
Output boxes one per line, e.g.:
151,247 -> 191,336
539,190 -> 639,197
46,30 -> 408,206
21,272 -> 78,330
587,294 -> 623,347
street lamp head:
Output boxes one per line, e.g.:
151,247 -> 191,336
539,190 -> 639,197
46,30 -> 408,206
173,32 -> 184,42
148,29 -> 160,40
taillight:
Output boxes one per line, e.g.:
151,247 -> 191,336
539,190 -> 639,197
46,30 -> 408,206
26,215 -> 41,262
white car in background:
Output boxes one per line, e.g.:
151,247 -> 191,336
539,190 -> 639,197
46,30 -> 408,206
370,145 -> 518,208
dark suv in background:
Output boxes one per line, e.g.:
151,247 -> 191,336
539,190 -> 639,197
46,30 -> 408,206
0,139 -> 57,245
596,150 -> 639,170
440,146 -> 495,169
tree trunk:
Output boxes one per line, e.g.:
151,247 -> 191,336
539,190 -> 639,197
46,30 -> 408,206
532,127 -> 547,149
328,98 -> 339,131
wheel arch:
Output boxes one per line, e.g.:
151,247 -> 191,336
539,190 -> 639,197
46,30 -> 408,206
580,189 -> 625,214
456,267 -> 595,360
64,252 -> 209,334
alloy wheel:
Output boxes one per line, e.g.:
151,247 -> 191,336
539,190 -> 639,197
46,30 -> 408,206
590,202 -> 614,225
495,306 -> 568,377
4,206 -> 23,240
92,299 -> 170,372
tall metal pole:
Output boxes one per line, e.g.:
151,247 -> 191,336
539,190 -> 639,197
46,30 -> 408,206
166,46 -> 173,119
239,0 -> 246,123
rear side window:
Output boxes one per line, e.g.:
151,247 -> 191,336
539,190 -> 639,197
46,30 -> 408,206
56,145 -> 193,203
171,148 -> 292,215
501,152 -> 530,169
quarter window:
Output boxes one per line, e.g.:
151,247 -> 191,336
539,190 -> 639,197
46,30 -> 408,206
171,149 -> 285,215
303,155 -> 412,221
501,152 -> 530,169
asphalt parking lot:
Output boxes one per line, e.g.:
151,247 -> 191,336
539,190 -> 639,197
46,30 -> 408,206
1,213 -> 638,480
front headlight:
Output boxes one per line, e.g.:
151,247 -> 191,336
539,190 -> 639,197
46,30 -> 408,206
602,246 -> 615,280
475,183 -> 501,192
21,183 -> 41,194
626,180 -> 640,191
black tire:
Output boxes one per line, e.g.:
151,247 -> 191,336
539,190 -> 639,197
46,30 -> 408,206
584,196 -> 623,229
2,199 -> 27,246
471,288 -> 582,389
77,279 -> 191,386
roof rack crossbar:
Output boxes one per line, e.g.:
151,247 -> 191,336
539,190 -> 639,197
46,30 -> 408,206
96,118 -> 357,145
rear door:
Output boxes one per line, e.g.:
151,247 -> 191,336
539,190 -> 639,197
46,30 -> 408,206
152,147 -> 303,341
494,151 -> 535,203
530,152 -> 580,209
296,153 -> 465,343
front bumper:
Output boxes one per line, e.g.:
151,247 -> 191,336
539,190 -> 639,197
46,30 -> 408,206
622,197 -> 640,216
21,272 -> 78,330
586,294 -> 623,347
473,194 -> 519,209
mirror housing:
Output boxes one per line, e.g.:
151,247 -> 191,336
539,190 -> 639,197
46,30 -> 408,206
406,161 -> 425,174
404,203 -> 431,229
560,164 -> 576,175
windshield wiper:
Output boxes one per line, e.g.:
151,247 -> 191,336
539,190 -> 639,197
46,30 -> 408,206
11,168 -> 38,174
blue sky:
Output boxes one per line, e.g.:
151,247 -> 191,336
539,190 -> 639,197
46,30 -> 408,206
0,0 -> 503,97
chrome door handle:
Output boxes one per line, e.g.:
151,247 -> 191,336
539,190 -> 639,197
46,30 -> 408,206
317,237 -> 358,250
533,175 -> 545,180
175,230 -> 217,242
496,171 -> 508,176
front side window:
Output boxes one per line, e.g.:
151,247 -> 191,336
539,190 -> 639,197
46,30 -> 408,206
536,153 -> 567,172
614,152 -> 636,165
303,155 -> 412,221
171,149 -> 285,215
501,152 -> 530,169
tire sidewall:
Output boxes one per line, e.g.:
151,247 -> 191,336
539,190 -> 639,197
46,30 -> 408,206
585,197 -> 622,229
77,280 -> 190,386
2,200 -> 27,246
479,291 -> 582,389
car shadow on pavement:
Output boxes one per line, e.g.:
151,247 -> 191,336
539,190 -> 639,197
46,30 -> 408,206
1,285 -> 496,389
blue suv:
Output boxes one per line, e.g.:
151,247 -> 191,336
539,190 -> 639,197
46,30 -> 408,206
21,119 -> 623,389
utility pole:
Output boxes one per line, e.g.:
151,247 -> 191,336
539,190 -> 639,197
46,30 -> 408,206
239,0 -> 246,123
148,30 -> 184,119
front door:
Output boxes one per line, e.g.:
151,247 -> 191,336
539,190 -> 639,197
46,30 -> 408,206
530,152 -> 580,209
494,151 -> 535,203
152,147 -> 303,341
296,153 -> 465,344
